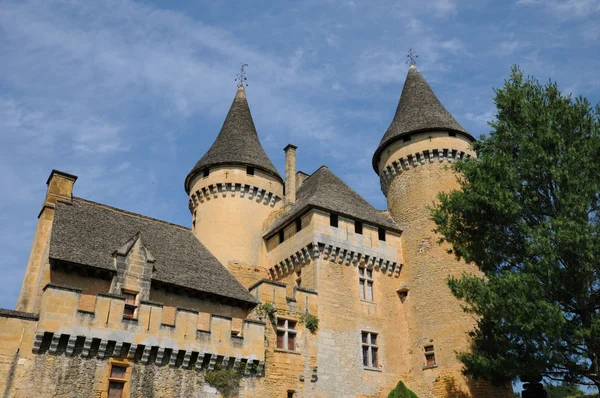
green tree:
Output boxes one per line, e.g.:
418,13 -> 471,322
431,66 -> 600,391
388,381 -> 418,398
545,382 -> 589,398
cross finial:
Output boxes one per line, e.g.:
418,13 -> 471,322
235,63 -> 249,88
406,47 -> 418,66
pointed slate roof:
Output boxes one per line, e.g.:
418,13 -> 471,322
372,65 -> 474,174
49,197 -> 259,306
185,86 -> 282,193
264,166 -> 400,237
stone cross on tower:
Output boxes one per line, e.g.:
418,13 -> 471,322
235,63 -> 249,87
406,47 -> 418,66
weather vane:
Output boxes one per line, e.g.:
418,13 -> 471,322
406,47 -> 418,66
235,63 -> 249,87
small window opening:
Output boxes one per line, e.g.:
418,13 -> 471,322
402,135 -> 412,143
247,166 -> 255,175
122,291 -> 138,319
276,319 -> 297,351
296,218 -> 302,232
287,391 -> 296,398
278,229 -> 285,244
424,345 -> 436,367
359,267 -> 374,301
448,131 -> 457,137
355,221 -> 363,235
378,228 -> 386,242
108,365 -> 127,398
203,168 -> 210,178
330,214 -> 339,228
361,332 -> 379,368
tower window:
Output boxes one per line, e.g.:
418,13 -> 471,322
330,214 -> 339,228
403,135 -> 412,143
424,345 -> 437,368
378,228 -> 386,242
203,168 -> 210,178
361,332 -> 379,368
448,131 -> 457,137
355,221 -> 363,235
296,218 -> 302,232
276,319 -> 297,351
279,229 -> 285,244
247,166 -> 255,175
359,267 -> 374,301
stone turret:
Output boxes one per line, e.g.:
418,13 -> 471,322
374,66 -> 507,397
185,86 -> 284,275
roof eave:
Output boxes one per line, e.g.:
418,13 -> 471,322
371,127 -> 476,175
263,204 -> 402,239
185,161 -> 284,194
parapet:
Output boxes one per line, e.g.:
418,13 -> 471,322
34,284 -> 265,373
249,279 -> 318,317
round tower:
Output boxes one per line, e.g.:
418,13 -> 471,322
374,66 -> 507,397
185,86 -> 284,271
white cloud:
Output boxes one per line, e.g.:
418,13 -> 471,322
516,0 -> 600,18
498,40 -> 529,55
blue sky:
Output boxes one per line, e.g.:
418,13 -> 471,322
1,0 -> 599,311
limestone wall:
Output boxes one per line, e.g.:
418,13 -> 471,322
189,165 -> 284,270
249,280 -> 318,397
383,133 -> 511,397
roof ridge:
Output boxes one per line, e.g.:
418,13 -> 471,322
72,197 -> 191,231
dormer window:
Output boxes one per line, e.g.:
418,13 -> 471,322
203,168 -> 210,177
403,135 -> 412,143
122,290 -> 138,319
448,131 -> 457,137
247,166 -> 255,175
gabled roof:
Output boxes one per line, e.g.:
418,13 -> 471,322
264,166 -> 400,237
49,197 -> 258,305
185,86 -> 282,193
372,65 -> 474,174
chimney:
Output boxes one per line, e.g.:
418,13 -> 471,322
296,171 -> 310,192
45,169 -> 78,205
284,144 -> 297,203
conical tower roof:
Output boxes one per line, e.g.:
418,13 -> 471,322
372,65 -> 474,174
185,86 -> 282,193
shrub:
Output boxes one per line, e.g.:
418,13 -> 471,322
205,367 -> 239,397
300,312 -> 319,333
388,381 -> 418,398
255,302 -> 276,321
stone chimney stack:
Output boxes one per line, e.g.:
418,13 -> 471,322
284,144 -> 297,203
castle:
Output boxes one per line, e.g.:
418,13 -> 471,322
0,65 -> 512,397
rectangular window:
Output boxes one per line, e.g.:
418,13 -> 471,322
424,345 -> 436,367
203,168 -> 210,177
361,332 -> 379,368
122,291 -> 137,319
378,228 -> 386,242
330,213 -> 339,228
276,319 -> 297,351
107,365 -> 127,398
355,220 -> 363,234
278,229 -> 285,244
403,135 -> 412,142
359,267 -> 374,301
296,218 -> 302,232
247,166 -> 255,175
448,131 -> 457,137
